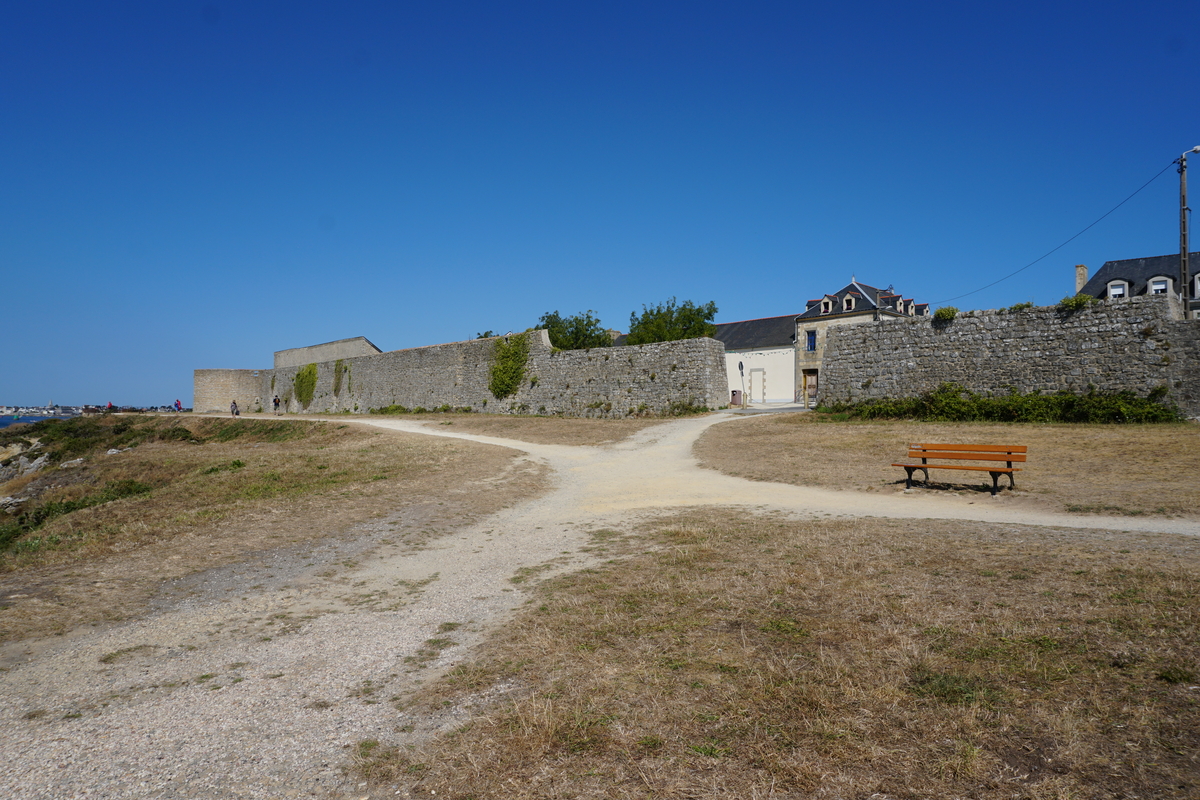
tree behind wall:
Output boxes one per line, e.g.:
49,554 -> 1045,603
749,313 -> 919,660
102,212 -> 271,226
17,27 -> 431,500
626,298 -> 718,345
538,310 -> 612,350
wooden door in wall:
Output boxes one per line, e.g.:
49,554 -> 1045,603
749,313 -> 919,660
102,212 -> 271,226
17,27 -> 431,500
801,370 -> 818,408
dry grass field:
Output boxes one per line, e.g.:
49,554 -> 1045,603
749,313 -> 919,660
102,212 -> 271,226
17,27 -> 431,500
360,509 -> 1200,799
5,411 -> 1198,798
695,413 -> 1200,518
0,415 -> 545,642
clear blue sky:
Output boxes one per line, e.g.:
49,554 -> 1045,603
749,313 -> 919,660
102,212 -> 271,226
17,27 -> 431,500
3,1 -> 1197,406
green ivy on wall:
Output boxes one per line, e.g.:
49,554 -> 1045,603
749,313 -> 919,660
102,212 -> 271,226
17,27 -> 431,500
489,333 -> 529,399
333,359 -> 346,397
294,363 -> 318,408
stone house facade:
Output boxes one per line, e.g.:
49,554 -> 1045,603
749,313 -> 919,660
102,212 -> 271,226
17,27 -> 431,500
794,279 -> 928,407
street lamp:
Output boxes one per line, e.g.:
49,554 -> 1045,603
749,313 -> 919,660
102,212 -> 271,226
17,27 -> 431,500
1178,145 -> 1200,316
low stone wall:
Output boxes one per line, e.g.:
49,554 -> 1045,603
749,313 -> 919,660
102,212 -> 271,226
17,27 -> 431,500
819,295 -> 1200,417
197,332 -> 728,418
193,369 -> 268,414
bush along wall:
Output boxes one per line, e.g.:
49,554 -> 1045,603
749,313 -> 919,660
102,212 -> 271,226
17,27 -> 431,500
820,382 -> 1182,423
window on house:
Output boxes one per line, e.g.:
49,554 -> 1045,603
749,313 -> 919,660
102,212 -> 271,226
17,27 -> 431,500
820,300 -> 831,314
1107,282 -> 1127,299
806,330 -> 816,351
1150,278 -> 1169,295
843,297 -> 855,311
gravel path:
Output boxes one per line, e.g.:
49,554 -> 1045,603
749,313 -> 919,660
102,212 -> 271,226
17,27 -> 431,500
1,412 -> 1193,799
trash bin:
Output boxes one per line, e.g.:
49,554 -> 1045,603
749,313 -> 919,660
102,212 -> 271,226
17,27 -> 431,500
730,390 -> 743,406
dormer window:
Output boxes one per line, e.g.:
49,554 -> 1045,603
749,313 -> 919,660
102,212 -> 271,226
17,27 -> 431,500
1107,281 -> 1128,299
1149,276 -> 1171,295
820,300 -> 832,314
843,296 -> 855,311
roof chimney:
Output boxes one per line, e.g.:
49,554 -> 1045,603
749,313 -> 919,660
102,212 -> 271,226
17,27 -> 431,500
1075,264 -> 1088,294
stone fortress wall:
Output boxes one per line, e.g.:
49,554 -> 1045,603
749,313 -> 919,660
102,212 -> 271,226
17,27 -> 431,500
195,296 -> 1200,418
195,330 -> 729,417
273,336 -> 381,369
193,369 -> 267,416
818,295 -> 1200,417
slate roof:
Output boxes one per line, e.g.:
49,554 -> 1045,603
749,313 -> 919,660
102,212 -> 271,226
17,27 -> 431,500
1080,252 -> 1198,298
797,279 -> 923,319
712,314 -> 798,350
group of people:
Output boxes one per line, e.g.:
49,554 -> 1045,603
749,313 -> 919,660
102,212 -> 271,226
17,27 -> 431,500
229,395 -> 284,417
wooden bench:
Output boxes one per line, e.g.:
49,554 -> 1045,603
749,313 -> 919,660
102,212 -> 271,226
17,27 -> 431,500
893,444 -> 1026,496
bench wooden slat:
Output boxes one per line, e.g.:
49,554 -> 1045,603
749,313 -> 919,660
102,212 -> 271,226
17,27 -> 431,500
906,450 -> 1027,463
913,443 -> 1026,454
893,463 -> 1018,473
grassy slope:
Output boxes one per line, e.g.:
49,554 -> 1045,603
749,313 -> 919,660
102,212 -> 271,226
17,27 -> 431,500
0,414 -> 537,641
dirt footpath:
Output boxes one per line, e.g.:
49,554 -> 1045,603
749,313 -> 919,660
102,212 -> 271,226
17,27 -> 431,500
0,412 -> 1193,800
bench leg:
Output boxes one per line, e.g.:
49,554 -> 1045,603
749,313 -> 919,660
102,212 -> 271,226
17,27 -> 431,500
903,467 -> 929,490
989,472 -> 1002,496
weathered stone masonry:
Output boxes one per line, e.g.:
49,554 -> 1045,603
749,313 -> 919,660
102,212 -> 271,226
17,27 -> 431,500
193,369 -> 267,416
819,295 -> 1200,417
194,330 -> 728,417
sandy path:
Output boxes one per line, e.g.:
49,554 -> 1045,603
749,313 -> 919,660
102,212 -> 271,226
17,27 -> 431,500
0,413 -> 1193,800
355,413 -> 1198,536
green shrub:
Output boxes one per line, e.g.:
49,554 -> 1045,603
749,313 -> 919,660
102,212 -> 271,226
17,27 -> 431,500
538,310 -> 612,350
1006,302 -> 1033,312
293,363 -> 318,408
932,306 -> 959,323
820,382 -> 1182,424
664,400 -> 710,417
369,404 -> 411,415
489,333 -> 530,399
626,298 -> 718,345
1058,293 -> 1098,312
369,404 -> 473,415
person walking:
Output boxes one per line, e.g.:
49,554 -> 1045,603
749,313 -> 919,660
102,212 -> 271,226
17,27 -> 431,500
174,399 -> 182,413
230,400 -> 239,418
273,395 -> 280,415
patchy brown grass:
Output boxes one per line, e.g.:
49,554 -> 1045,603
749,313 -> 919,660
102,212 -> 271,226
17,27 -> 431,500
0,416 -> 544,642
696,414 -> 1200,517
365,510 -> 1200,799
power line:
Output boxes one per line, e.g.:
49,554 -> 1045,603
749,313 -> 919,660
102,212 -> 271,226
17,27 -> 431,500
931,161 -> 1177,306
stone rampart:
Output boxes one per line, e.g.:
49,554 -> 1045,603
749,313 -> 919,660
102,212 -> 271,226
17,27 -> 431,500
193,369 -> 268,414
820,295 -> 1200,417
274,337 -> 381,369
198,331 -> 727,418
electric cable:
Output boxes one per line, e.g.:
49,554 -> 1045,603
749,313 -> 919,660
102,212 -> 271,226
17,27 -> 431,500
931,160 -> 1177,305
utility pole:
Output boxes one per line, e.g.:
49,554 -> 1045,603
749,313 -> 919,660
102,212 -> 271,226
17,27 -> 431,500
1179,146 -> 1200,317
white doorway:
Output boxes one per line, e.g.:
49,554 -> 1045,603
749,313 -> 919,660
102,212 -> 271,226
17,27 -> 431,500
748,368 -> 766,403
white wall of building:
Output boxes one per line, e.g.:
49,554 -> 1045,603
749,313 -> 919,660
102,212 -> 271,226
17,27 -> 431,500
724,348 -> 796,404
